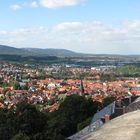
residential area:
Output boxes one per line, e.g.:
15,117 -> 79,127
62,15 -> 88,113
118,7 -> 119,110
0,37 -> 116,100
0,62 -> 139,113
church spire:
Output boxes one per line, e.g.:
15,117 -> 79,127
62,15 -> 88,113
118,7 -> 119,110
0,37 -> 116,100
79,79 -> 84,96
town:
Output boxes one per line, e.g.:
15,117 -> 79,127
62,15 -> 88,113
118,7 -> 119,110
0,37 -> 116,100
1,0 -> 140,139
0,61 -> 139,112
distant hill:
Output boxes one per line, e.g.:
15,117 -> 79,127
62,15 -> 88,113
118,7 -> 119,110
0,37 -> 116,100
1,45 -> 140,65
1,45 -> 138,58
0,45 -> 27,55
0,45 -> 82,57
22,48 -> 79,57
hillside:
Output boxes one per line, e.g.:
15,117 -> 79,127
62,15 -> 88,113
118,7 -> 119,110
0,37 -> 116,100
22,48 -> 79,57
1,45 -> 140,65
0,45 -> 82,57
0,45 -> 27,55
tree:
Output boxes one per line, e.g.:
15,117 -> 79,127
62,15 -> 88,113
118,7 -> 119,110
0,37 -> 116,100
77,117 -> 92,131
0,103 -> 48,140
0,96 -> 102,140
13,82 -> 21,90
2,88 -> 9,94
47,95 -> 101,138
15,103 -> 48,136
102,96 -> 116,107
86,99 -> 102,116
100,74 -> 116,82
11,132 -> 30,140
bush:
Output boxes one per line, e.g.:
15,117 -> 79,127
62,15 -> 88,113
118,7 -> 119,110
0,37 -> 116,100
77,117 -> 92,131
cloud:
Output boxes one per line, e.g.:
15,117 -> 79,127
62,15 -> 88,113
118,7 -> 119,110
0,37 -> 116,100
53,22 -> 83,32
10,4 -> 22,11
40,0 -> 85,8
30,1 -> 39,8
1,21 -> 140,54
9,0 -> 85,10
10,1 -> 39,10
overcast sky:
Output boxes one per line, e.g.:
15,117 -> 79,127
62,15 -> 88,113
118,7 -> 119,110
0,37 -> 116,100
1,0 -> 140,54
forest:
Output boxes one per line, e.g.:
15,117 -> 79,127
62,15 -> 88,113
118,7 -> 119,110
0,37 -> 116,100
0,94 -> 113,140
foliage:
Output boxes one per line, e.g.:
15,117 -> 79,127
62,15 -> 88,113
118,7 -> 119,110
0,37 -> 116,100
115,65 -> 140,77
0,104 -> 48,140
100,74 -> 116,82
51,67 -> 73,79
11,132 -> 30,140
102,96 -> 116,107
13,82 -> 21,90
0,95 -> 101,140
47,95 -> 101,138
77,117 -> 92,131
79,72 -> 97,78
2,88 -> 9,94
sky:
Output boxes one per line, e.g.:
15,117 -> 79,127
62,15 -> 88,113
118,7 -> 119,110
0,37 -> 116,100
1,0 -> 140,54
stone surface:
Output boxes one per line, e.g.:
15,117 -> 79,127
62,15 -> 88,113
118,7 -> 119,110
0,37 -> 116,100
83,110 -> 140,140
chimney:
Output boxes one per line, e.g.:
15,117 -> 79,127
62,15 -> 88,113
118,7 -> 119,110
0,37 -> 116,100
105,114 -> 110,123
129,96 -> 131,104
123,106 -> 126,114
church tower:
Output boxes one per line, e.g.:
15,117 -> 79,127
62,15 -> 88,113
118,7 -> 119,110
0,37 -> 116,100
79,79 -> 84,96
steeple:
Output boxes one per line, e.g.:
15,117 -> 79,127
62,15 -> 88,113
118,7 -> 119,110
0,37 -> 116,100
79,79 -> 84,96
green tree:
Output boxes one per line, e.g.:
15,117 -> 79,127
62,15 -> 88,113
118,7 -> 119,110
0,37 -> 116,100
15,103 -> 48,136
2,88 -> 9,94
13,82 -> 21,90
100,74 -> 116,82
102,96 -> 116,107
77,117 -> 92,131
11,132 -> 30,140
47,95 -> 101,138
